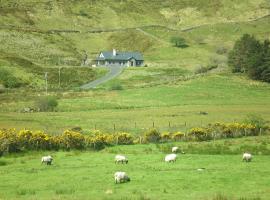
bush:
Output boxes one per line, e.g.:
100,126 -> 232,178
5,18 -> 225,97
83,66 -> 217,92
189,127 -> 212,141
195,65 -> 218,74
0,68 -> 22,88
170,36 -> 188,48
172,131 -> 185,141
109,82 -> 123,91
114,132 -> 134,145
216,46 -> 228,55
35,96 -> 58,112
144,129 -> 161,143
60,130 -> 85,150
161,132 -> 171,142
244,114 -> 268,132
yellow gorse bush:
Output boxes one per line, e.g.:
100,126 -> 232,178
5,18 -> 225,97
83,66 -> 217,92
0,121 -> 265,155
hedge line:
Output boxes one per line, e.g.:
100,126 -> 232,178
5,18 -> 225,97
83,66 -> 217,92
0,122 -> 268,155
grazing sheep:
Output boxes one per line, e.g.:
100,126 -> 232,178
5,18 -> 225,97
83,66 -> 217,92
115,155 -> 128,164
172,147 -> 179,153
41,155 -> 53,165
165,154 -> 177,163
114,172 -> 130,184
242,153 -> 252,162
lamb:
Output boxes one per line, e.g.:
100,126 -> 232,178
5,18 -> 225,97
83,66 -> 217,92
115,155 -> 128,164
114,172 -> 130,184
165,154 -> 177,163
41,155 -> 53,165
242,152 -> 252,162
172,147 -> 179,153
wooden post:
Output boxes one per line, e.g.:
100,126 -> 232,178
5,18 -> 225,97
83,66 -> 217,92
169,122 -> 171,128
259,128 -> 262,136
152,122 -> 155,128
114,124 -> 116,131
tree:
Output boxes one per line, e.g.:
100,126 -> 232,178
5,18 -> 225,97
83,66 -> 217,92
228,34 -> 263,73
170,36 -> 188,48
228,34 -> 270,82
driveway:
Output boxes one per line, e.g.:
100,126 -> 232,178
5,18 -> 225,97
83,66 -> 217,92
80,66 -> 126,89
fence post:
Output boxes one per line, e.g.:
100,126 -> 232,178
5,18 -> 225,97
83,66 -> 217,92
114,124 -> 116,131
153,122 -> 155,128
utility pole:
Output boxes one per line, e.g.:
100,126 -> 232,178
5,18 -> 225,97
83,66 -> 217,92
45,72 -> 48,95
58,67 -> 61,88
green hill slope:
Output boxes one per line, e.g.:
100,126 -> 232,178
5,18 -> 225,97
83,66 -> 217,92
0,0 -> 269,89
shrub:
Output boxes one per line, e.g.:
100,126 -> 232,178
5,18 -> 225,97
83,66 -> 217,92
172,131 -> 185,141
35,96 -> 58,112
144,129 -> 161,143
244,114 -> 268,132
170,36 -> 188,48
114,132 -> 134,145
161,132 -> 171,142
109,82 -> 123,90
60,130 -> 85,150
189,127 -> 212,141
216,46 -> 228,55
0,68 -> 22,88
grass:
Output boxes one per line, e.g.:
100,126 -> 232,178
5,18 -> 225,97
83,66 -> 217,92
0,136 -> 270,199
0,73 -> 270,134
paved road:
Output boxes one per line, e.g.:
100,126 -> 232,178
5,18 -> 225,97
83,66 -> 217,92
80,66 -> 126,89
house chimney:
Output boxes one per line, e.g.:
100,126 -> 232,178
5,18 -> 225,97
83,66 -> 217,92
113,49 -> 117,56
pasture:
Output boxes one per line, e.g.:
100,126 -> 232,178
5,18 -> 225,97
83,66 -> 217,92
0,136 -> 270,200
0,73 -> 270,134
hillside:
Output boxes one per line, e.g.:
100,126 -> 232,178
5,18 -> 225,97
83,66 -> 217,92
0,1 -> 270,134
0,0 -> 270,89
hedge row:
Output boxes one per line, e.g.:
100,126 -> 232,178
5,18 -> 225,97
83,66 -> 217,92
0,122 -> 267,155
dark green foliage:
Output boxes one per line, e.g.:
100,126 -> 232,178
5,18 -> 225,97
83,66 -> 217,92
0,68 -> 22,88
228,34 -> 270,82
109,82 -> 123,90
170,36 -> 188,48
35,96 -> 58,112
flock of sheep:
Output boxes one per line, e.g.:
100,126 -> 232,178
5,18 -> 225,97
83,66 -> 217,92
41,147 -> 253,184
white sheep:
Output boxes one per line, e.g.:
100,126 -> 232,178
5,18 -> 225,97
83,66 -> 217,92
115,155 -> 128,164
41,155 -> 53,165
165,154 -> 177,163
114,172 -> 130,184
172,147 -> 179,153
242,153 -> 252,162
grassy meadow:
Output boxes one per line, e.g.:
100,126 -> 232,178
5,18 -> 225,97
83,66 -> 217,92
1,1 -> 270,199
0,73 -> 270,134
1,136 -> 270,200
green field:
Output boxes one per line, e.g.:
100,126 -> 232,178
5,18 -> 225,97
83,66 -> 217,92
1,1 -> 270,199
0,73 -> 269,134
0,136 -> 270,200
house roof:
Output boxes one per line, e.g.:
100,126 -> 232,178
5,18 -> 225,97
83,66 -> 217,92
96,50 -> 143,61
